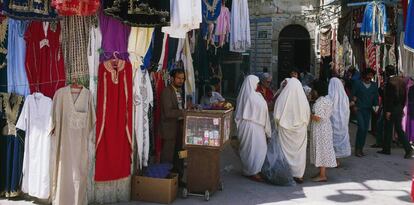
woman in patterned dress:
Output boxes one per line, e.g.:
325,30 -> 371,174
310,80 -> 337,182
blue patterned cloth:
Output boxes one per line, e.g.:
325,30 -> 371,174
405,0 -> 414,52
360,2 -> 389,44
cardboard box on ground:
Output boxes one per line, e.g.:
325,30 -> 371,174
131,173 -> 178,204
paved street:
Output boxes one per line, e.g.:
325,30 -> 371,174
1,123 -> 412,205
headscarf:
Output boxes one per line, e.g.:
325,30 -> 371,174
273,78 -> 310,130
328,77 -> 350,136
235,75 -> 271,137
260,72 -> 272,82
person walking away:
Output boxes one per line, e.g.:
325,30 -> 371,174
328,77 -> 351,165
310,80 -> 336,182
350,69 -> 378,157
377,65 -> 413,159
273,78 -> 310,184
160,69 -> 186,186
235,75 -> 272,182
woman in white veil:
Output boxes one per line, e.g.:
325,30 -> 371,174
235,75 -> 271,182
273,78 -> 310,183
328,78 -> 351,163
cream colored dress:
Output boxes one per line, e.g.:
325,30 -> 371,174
51,86 -> 95,205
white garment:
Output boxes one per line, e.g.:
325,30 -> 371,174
16,93 -> 52,199
162,0 -> 201,39
273,78 -> 310,178
328,78 -> 351,158
238,120 -> 267,176
310,96 -> 337,168
200,92 -> 225,106
128,27 -> 154,68
230,0 -> 251,52
182,36 -> 196,100
235,75 -> 271,137
87,25 -> 102,105
133,69 -> 154,168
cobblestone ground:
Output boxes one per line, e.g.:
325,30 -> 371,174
1,123 -> 412,205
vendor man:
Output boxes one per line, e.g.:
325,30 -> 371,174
160,69 -> 186,183
200,85 -> 225,107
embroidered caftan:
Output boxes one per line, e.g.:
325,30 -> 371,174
51,86 -> 95,205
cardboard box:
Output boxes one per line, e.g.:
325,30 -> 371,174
131,173 -> 178,204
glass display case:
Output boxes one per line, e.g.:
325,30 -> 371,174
183,109 -> 233,149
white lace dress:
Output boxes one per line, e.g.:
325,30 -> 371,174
310,96 -> 337,168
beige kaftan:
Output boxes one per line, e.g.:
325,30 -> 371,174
51,86 -> 95,205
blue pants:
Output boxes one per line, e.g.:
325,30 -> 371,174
356,108 -> 372,150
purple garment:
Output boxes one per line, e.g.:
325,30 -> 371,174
99,11 -> 131,61
406,79 -> 414,141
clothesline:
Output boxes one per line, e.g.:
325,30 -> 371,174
0,79 -> 67,87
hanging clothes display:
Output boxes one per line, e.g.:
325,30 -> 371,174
182,36 -> 196,99
0,93 -> 24,198
202,0 -> 222,41
62,16 -> 94,85
230,0 -> 251,52
320,25 -> 332,57
2,0 -> 58,20
406,79 -> 414,142
51,0 -> 100,16
365,38 -> 378,70
128,27 -> 154,68
87,19 -> 101,104
162,0 -> 201,39
95,60 -> 133,181
51,86 -> 95,205
352,7 -> 364,40
360,2 -> 389,44
214,3 -> 230,47
7,19 -> 30,97
399,33 -> 414,76
133,69 -> 153,169
405,0 -> 414,52
24,21 -> 66,98
0,16 -> 8,93
99,11 -> 131,61
103,0 -> 170,27
16,93 -> 52,199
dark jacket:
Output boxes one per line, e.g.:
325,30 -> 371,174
351,80 -> 379,109
383,76 -> 406,112
160,85 -> 184,139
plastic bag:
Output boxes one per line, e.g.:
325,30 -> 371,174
261,125 -> 296,186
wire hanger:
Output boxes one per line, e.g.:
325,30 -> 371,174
70,76 -> 82,94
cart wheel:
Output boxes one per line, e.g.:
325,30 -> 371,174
182,188 -> 188,198
204,190 -> 210,201
219,181 -> 224,191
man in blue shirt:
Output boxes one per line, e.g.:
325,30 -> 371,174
350,69 -> 379,157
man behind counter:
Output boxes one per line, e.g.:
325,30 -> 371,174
160,69 -> 186,185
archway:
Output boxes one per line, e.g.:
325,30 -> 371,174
277,25 -> 311,83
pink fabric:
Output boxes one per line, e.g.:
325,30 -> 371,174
215,5 -> 230,47
403,78 -> 414,141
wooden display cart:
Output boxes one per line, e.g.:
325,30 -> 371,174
181,109 -> 233,201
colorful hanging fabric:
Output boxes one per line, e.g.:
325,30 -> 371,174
365,38 -> 378,70
320,25 -> 332,57
2,0 -> 58,20
24,21 -> 66,98
0,16 -> 8,93
352,7 -> 364,40
87,18 -> 102,104
0,93 -> 24,198
52,0 -> 99,16
201,0 -> 222,40
61,16 -> 94,85
128,27 -> 154,69
214,4 -> 230,47
405,0 -> 414,52
230,0 -> 251,52
103,0 -> 170,27
95,60 -> 133,181
360,2 -> 389,44
7,19 -> 30,97
99,11 -> 131,61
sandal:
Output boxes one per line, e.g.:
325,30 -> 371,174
247,174 -> 264,183
293,177 -> 304,184
312,176 -> 327,182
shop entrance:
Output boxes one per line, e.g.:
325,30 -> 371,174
277,25 -> 311,84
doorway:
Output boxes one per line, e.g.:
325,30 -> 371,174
277,25 -> 311,84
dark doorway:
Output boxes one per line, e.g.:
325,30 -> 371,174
278,25 -> 311,84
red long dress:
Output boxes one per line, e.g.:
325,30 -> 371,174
25,21 -> 65,98
95,60 -> 132,181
